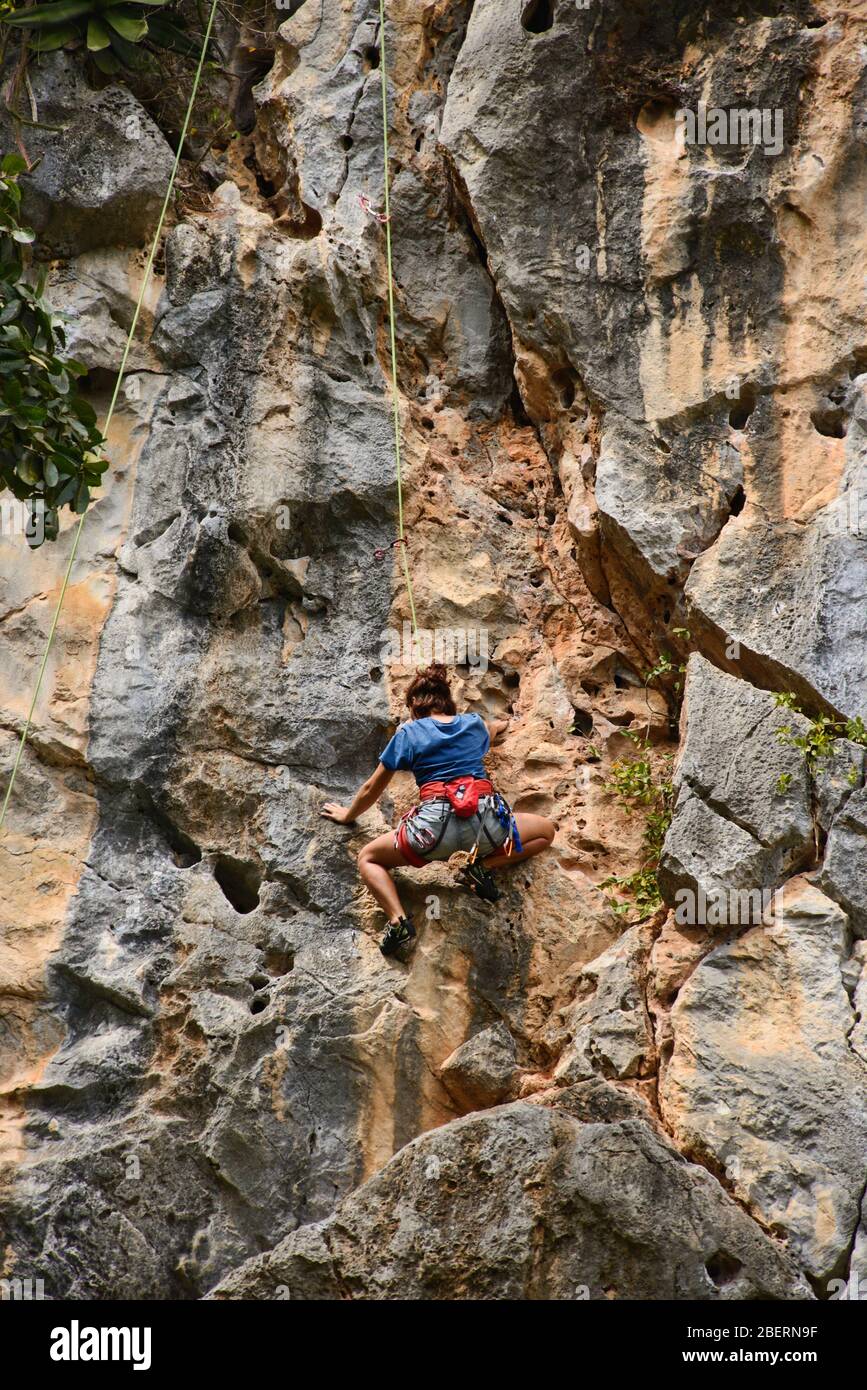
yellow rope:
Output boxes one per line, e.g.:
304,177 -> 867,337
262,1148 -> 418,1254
0,0 -> 220,834
377,0 -> 419,644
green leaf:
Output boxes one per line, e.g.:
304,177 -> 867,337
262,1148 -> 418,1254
107,27 -> 148,67
91,46 -> 121,73
71,396 -> 97,426
1,153 -> 28,175
0,159 -> 109,539
47,370 -> 70,394
53,477 -> 78,506
28,24 -> 82,50
10,226 -> 35,243
87,15 -> 111,48
146,13 -> 197,54
103,6 -> 148,40
3,0 -> 93,27
16,453 -> 41,485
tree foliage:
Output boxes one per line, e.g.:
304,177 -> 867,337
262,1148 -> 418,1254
0,153 -> 108,545
2,0 -> 198,75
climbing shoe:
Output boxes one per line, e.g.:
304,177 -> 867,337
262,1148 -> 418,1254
380,917 -> 416,959
457,861 -> 501,903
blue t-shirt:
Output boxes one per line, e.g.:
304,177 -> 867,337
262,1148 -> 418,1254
380,713 -> 490,787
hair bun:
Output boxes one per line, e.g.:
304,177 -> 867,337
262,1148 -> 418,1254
405,662 -> 457,718
417,662 -> 448,683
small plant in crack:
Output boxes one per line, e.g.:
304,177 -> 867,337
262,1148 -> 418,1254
601,738 -> 675,921
642,627 -> 691,732
772,692 -> 866,791
644,651 -> 677,685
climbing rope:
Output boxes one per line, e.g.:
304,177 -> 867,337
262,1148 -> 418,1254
376,0 -> 420,644
1,0 -> 418,832
0,0 -> 220,834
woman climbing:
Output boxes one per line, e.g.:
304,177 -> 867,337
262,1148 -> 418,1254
320,663 -> 556,959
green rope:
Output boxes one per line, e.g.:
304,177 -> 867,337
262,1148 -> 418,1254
0,0 -> 220,835
377,0 -> 419,644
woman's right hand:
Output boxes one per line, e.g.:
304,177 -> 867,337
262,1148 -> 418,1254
321,802 -> 354,824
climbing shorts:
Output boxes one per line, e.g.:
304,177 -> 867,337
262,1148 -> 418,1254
396,795 -> 511,868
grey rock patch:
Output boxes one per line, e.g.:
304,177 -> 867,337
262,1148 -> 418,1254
208,1100 -> 812,1301
439,1023 -> 520,1110
553,925 -> 653,1083
821,783 -> 867,938
660,878 -> 867,1282
660,657 -> 816,912
0,53 -> 174,256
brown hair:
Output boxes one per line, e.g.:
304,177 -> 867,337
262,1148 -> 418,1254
405,663 -> 457,720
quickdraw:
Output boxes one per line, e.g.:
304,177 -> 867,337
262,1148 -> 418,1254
373,536 -> 408,564
359,192 -> 390,224
490,791 -> 523,859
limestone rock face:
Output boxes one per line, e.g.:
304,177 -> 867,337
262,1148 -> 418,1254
208,1092 -> 811,1302
438,1023 -> 520,1112
1,0 -> 866,1302
821,784 -> 867,938
550,925 -> 654,1085
0,53 -> 175,256
659,655 -> 815,910
659,879 -> 867,1282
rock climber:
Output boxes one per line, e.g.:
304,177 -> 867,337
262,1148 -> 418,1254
320,663 -> 556,958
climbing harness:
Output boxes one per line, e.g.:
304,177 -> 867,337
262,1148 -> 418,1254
0,0 -> 220,834
492,791 -> 523,858
374,0 -> 419,643
393,777 -> 522,872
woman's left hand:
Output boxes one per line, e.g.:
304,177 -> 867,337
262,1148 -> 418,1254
321,802 -> 354,824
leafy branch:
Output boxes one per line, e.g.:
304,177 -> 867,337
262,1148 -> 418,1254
0,154 -> 108,543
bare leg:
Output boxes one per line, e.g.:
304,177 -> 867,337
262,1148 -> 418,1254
357,833 -> 410,921
483,812 -> 555,870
